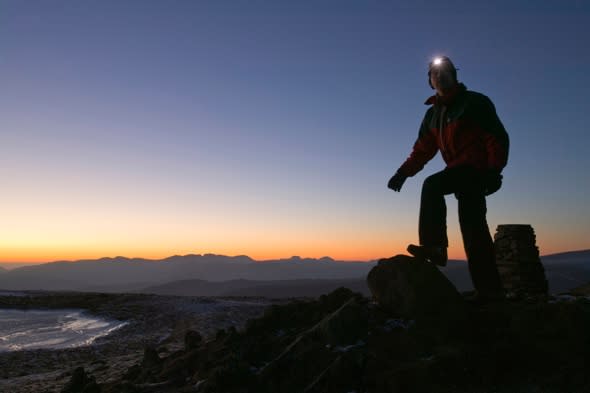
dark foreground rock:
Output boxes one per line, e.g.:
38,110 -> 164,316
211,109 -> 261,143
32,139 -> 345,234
367,254 -> 468,340
96,287 -> 368,393
61,367 -> 100,393
63,255 -> 590,393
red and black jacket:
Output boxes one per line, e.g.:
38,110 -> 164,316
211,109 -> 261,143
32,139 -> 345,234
397,84 -> 509,177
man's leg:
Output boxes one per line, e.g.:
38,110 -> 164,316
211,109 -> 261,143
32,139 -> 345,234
457,191 -> 504,297
418,168 -> 462,248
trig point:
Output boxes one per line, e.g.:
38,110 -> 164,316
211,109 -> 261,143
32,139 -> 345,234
494,224 -> 548,297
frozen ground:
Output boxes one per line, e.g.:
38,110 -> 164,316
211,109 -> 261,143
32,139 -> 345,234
0,292 -> 278,393
0,309 -> 128,352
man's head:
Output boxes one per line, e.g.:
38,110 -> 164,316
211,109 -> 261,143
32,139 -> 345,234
428,56 -> 458,94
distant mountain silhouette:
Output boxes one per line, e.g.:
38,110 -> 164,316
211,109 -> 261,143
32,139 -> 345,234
0,250 -> 587,295
541,249 -> 590,264
0,266 -> 6,273
0,254 -> 375,292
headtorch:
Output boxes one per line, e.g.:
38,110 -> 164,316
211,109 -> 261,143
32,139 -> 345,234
432,57 -> 444,66
428,56 -> 458,88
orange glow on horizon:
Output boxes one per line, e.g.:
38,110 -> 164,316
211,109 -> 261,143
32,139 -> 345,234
0,244 -> 465,263
0,237 -> 574,265
0,244 -> 505,264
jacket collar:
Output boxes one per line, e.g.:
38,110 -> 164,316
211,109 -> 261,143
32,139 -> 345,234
425,83 -> 467,106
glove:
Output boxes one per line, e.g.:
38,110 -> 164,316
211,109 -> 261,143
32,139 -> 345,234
387,172 -> 407,192
484,169 -> 502,196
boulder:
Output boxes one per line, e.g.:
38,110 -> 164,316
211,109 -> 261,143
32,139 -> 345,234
367,255 -> 467,336
185,330 -> 203,350
124,346 -> 163,383
61,367 -> 100,393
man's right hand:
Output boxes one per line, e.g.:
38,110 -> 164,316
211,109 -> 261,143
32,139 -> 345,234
387,172 -> 407,192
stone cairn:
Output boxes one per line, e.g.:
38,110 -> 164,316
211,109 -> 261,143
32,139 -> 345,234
494,224 -> 548,296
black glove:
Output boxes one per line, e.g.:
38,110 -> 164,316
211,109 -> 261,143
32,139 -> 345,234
484,169 -> 502,196
387,172 -> 407,192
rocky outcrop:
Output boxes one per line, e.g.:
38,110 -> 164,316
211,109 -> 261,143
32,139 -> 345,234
366,255 -> 468,339
256,293 -> 368,392
99,288 -> 369,393
81,279 -> 590,393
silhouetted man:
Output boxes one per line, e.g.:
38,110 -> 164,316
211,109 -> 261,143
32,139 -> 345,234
388,56 -> 509,302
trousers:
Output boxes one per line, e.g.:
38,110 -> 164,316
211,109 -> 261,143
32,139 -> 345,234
419,166 -> 503,295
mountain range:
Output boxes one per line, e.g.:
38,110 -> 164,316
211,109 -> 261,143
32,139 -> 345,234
0,254 -> 374,293
0,250 -> 588,297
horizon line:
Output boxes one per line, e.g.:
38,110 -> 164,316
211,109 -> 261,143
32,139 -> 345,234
2,248 -> 589,266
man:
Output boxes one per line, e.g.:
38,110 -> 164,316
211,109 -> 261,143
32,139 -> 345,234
387,56 -> 509,302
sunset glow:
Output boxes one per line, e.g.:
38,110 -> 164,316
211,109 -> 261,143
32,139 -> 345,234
1,2 -> 588,266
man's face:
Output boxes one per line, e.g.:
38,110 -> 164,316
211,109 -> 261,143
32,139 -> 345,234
429,63 -> 456,94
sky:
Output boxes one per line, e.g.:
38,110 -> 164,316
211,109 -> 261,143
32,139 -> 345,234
1,0 -> 589,264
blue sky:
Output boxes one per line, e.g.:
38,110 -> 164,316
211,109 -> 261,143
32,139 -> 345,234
0,1 -> 589,262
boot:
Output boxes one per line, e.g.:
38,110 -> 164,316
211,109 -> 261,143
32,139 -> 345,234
407,244 -> 448,267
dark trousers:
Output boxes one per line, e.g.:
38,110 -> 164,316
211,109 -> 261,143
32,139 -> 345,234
419,166 -> 503,295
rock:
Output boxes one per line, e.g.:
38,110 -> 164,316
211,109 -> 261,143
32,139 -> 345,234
61,366 -> 100,393
185,330 -> 203,350
252,290 -> 368,393
303,349 -> 365,393
316,297 -> 368,346
216,328 -> 227,339
140,347 -> 161,369
100,381 -> 140,393
124,346 -> 163,384
318,287 -> 359,310
158,345 -> 203,383
122,365 -> 141,381
366,255 -> 467,336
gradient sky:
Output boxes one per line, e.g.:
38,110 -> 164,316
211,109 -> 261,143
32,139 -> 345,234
1,1 -> 589,263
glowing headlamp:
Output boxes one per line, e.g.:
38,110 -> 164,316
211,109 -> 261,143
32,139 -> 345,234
427,56 -> 457,88
429,56 -> 457,72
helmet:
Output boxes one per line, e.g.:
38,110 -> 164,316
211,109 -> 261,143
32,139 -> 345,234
428,56 -> 457,89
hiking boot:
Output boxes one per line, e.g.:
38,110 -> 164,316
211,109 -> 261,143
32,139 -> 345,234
407,244 -> 448,267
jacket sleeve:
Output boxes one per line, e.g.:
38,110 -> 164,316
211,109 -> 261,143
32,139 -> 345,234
397,111 -> 439,177
475,95 -> 510,171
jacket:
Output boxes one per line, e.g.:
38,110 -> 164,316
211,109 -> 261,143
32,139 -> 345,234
397,83 -> 509,177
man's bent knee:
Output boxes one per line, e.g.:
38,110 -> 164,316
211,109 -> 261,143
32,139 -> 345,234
422,174 -> 443,194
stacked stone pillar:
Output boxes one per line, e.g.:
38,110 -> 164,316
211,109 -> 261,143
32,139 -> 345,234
494,224 -> 548,296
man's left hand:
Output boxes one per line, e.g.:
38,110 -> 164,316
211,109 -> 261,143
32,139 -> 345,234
388,172 -> 407,192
